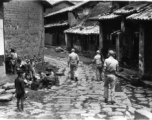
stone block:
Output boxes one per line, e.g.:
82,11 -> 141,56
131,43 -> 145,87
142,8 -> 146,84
128,107 -> 136,114
135,109 -> 152,120
0,94 -> 13,102
102,108 -> 112,112
2,83 -> 14,90
5,89 -> 16,94
0,89 -> 5,94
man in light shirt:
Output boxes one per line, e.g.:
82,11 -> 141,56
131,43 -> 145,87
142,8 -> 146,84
93,50 -> 104,81
68,48 -> 79,81
102,50 -> 119,104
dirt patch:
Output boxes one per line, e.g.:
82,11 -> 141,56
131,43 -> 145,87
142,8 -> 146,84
26,89 -> 48,102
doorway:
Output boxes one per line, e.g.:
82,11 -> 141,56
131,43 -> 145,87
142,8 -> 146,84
0,4 -> 5,76
0,19 -> 4,66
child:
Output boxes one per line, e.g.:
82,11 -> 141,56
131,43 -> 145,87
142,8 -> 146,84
15,69 -> 25,112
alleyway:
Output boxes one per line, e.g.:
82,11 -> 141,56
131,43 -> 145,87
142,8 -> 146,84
0,48 -> 152,119
0,52 -> 132,120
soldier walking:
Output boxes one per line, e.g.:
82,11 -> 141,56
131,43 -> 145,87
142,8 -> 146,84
102,50 -> 119,104
68,48 -> 79,81
93,50 -> 104,81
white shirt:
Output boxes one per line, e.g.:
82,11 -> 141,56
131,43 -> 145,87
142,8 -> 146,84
103,56 -> 118,73
68,52 -> 79,64
11,52 -> 17,59
94,54 -> 102,65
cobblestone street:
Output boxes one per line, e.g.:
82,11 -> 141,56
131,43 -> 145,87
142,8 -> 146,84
1,0 -> 152,119
0,55 -> 134,120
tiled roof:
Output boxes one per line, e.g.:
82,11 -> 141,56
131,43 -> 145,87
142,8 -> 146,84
45,0 -> 90,17
88,2 -> 111,18
90,13 -> 121,21
44,21 -> 68,28
64,25 -> 99,35
114,2 -> 149,15
127,4 -> 152,21
51,0 -> 74,6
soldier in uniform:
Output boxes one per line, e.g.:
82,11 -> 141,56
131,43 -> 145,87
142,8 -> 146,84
68,48 -> 79,81
102,50 -> 119,104
93,50 -> 104,81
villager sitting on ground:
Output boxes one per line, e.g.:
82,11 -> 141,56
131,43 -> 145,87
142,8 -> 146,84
24,73 -> 32,88
45,68 -> 56,88
68,48 -> 79,81
31,77 -> 40,91
38,71 -> 46,89
15,69 -> 25,112
39,68 -> 59,89
93,50 -> 104,81
38,71 -> 46,80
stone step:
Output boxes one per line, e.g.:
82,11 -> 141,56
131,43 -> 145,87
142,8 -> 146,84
135,109 -> 152,120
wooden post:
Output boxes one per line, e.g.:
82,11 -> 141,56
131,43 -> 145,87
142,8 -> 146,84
121,17 -> 125,32
99,22 -> 103,51
65,33 -> 68,47
139,24 -> 145,76
116,33 -> 120,61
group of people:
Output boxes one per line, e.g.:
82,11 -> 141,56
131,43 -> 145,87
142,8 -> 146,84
68,48 -> 119,105
14,48 -> 119,112
6,49 -> 58,112
15,66 -> 59,112
5,49 -> 18,74
5,48 -> 36,78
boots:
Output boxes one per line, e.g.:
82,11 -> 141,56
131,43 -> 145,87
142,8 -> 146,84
105,98 -> 108,103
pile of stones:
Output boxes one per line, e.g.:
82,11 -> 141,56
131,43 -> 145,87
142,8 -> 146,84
0,82 -> 15,102
0,82 -> 29,102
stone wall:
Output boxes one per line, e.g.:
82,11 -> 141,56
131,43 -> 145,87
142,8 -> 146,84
3,0 -> 44,59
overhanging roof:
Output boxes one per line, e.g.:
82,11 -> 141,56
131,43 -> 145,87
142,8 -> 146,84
114,2 -> 150,15
52,0 -> 74,6
90,13 -> 121,21
64,25 -> 99,35
45,21 -> 68,28
127,3 -> 152,21
45,0 -> 91,17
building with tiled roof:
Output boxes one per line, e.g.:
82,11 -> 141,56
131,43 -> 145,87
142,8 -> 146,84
44,1 -> 98,47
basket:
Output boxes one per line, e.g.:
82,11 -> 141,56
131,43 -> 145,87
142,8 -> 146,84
130,75 -> 140,86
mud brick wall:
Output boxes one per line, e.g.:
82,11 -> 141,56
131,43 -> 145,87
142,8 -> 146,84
3,1 -> 44,59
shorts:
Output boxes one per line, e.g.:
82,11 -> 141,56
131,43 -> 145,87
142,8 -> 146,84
16,93 -> 24,99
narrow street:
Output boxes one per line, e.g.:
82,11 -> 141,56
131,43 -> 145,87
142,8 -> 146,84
0,51 -> 132,120
0,48 -> 152,119
1,0 -> 152,120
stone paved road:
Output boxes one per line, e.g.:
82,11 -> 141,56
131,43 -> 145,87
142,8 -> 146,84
0,55 -> 134,119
